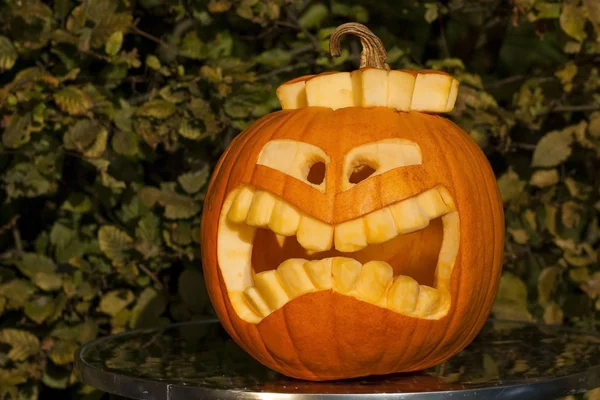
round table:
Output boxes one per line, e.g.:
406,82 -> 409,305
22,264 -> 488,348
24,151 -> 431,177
74,319 -> 600,399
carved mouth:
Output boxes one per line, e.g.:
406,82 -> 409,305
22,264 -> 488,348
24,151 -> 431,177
217,185 -> 459,323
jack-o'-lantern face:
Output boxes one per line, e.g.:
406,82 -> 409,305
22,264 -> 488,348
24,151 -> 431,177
219,132 -> 458,323
200,24 -> 504,382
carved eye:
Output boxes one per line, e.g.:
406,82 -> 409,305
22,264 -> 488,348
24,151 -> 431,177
342,139 -> 422,191
257,140 -> 330,193
348,162 -> 377,184
307,161 -> 326,185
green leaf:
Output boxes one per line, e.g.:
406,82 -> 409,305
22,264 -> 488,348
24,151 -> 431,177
424,3 -> 439,23
255,48 -> 291,67
298,3 -> 329,29
531,130 -> 573,167
159,189 -> 201,219
584,0 -> 600,26
130,287 -> 166,328
90,13 -> 133,48
177,167 -> 209,194
530,169 -> 559,188
24,295 -> 56,323
171,222 -> 192,245
0,36 -> 18,70
2,113 -> 32,149
111,128 -> 139,156
42,366 -> 71,389
492,273 -> 533,322
560,2 -> 587,41
98,226 -> 133,262
99,290 -> 135,316
146,54 -> 162,70
178,269 -> 209,314
63,119 -> 108,157
178,119 -> 207,140
179,31 -> 205,60
82,0 -> 118,22
105,31 -> 123,55
49,340 -> 79,365
54,86 -> 93,115
0,329 -> 40,361
136,99 -> 176,119
2,162 -> 58,199
538,266 -> 562,306
16,253 -> 63,291
0,280 -> 37,309
135,213 -> 161,257
497,168 -> 526,203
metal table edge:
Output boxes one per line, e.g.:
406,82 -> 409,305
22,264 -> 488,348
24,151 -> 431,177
73,319 -> 600,400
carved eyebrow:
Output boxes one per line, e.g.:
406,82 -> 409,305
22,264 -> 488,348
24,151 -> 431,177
257,139 -> 330,193
341,138 -> 422,191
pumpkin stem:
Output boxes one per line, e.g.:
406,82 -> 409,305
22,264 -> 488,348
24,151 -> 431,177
329,22 -> 389,70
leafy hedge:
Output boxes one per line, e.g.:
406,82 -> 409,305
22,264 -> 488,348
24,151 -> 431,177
0,0 -> 599,398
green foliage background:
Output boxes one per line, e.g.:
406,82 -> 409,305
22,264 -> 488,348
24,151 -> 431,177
0,0 -> 599,398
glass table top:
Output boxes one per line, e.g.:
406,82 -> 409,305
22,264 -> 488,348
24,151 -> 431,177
75,319 -> 600,399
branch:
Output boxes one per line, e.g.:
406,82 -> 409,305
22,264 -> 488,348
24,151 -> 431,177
256,62 -> 310,81
483,74 -> 526,89
0,216 -> 20,237
130,25 -> 171,49
536,104 -> 600,116
284,8 -> 322,53
138,263 -> 163,289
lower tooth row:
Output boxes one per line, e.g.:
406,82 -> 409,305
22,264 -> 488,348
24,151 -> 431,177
242,258 -> 443,319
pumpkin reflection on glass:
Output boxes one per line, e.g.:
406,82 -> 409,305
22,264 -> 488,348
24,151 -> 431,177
200,23 -> 504,381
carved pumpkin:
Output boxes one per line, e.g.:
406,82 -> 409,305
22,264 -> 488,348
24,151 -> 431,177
201,23 -> 504,381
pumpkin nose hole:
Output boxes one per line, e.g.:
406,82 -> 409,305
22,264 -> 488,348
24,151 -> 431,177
349,164 -> 376,184
307,162 -> 326,185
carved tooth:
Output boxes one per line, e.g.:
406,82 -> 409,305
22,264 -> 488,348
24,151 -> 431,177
331,257 -> 362,294
246,191 -> 277,227
227,186 -> 255,223
365,207 -> 398,244
253,270 -> 289,310
304,258 -> 333,290
387,70 -> 416,111
274,234 -> 287,247
387,275 -> 420,314
277,258 -> 316,298
297,215 -> 333,251
335,218 -> 368,252
389,197 -> 429,234
242,288 -> 271,318
415,285 -> 441,315
435,212 -> 460,287
438,186 -> 456,209
417,187 -> 450,219
269,200 -> 301,236
355,261 -> 394,303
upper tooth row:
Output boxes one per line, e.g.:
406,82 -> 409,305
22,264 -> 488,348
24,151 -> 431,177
242,257 -> 446,320
227,186 -> 455,252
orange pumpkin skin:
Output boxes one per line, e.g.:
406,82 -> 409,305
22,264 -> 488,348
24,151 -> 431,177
201,107 -> 504,380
